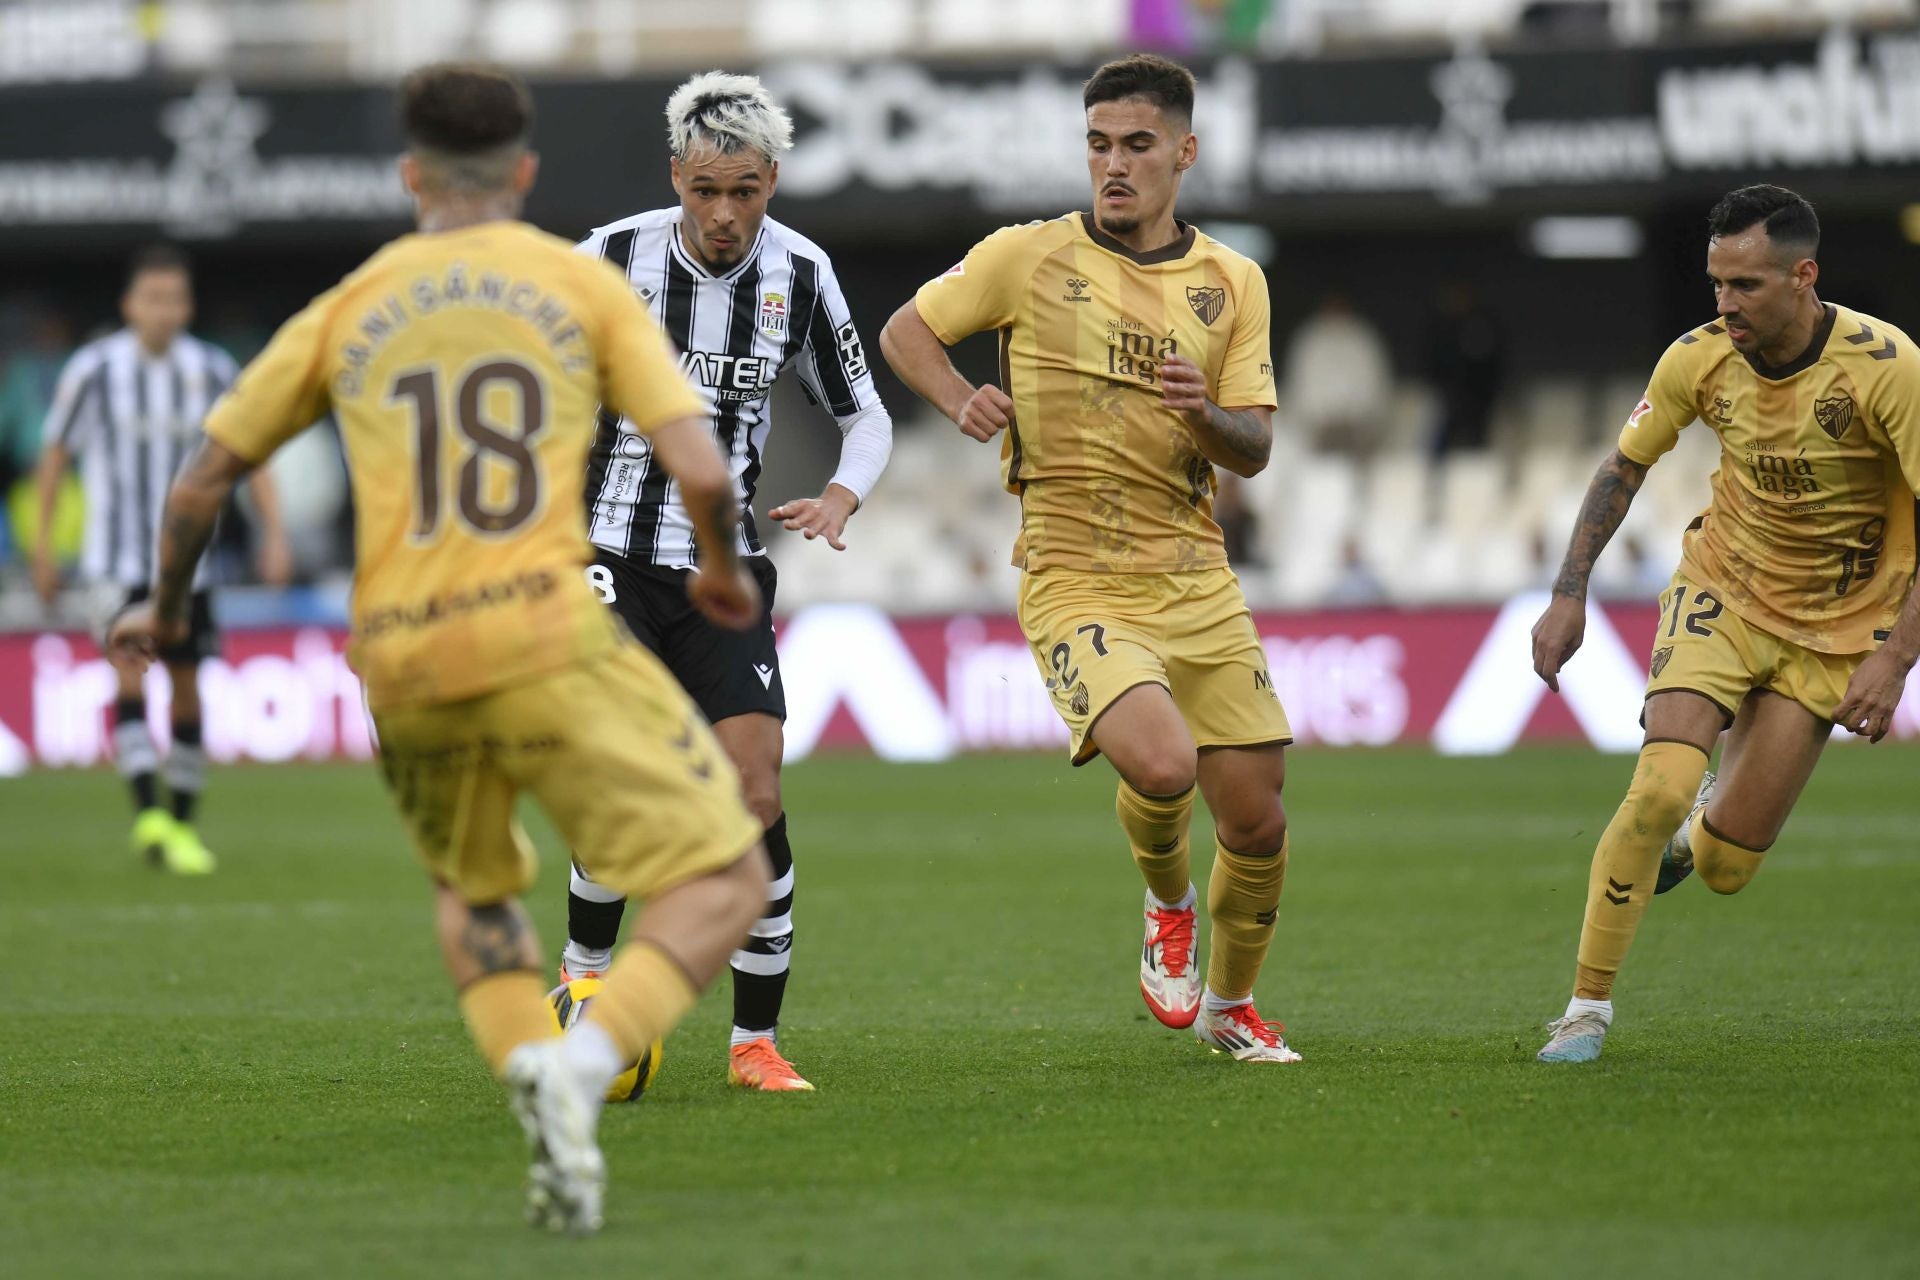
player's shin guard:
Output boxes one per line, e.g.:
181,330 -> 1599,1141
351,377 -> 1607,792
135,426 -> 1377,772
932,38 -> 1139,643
585,941 -> 698,1067
1205,834 -> 1289,1002
1117,781 -> 1195,905
1689,812 -> 1767,895
113,698 -> 159,812
458,970 -> 558,1077
731,813 -> 793,1041
566,861 -> 627,959
165,720 -> 205,823
1573,740 -> 1709,999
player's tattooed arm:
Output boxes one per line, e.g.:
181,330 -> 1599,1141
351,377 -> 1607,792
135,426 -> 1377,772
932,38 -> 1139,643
153,440 -> 255,622
1159,354 -> 1271,476
1188,403 -> 1273,476
1550,449 -> 1650,599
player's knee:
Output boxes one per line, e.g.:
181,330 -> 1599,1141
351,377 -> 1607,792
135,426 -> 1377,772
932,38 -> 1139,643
738,771 -> 782,830
1217,800 -> 1287,857
1622,768 -> 1695,838
725,843 -> 774,923
1125,750 -> 1197,800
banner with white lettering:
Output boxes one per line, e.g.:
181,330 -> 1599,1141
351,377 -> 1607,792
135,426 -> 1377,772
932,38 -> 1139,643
6,601 -> 1918,775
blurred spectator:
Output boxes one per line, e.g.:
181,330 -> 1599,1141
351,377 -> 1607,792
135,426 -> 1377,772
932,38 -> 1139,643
1427,281 -> 1506,455
1282,292 -> 1393,457
0,303 -> 73,498
1323,535 -> 1386,607
1131,0 -> 1272,52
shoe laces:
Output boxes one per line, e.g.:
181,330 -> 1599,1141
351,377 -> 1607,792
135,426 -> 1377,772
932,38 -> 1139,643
1146,906 -> 1197,977
731,1037 -> 800,1080
1219,1001 -> 1285,1048
1544,1012 -> 1607,1036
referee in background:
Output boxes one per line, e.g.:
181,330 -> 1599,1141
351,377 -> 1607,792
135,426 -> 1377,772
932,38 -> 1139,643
31,244 -> 292,874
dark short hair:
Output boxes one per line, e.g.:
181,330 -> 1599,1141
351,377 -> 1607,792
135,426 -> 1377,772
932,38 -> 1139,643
399,62 -> 533,155
1083,53 -> 1196,128
1707,184 -> 1820,262
127,243 -> 190,287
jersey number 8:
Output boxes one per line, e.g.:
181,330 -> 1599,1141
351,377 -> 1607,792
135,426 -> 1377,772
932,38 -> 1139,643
389,359 -> 547,540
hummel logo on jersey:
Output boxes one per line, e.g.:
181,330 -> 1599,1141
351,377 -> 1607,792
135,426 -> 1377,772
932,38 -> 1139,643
754,663 -> 775,689
1063,277 -> 1092,303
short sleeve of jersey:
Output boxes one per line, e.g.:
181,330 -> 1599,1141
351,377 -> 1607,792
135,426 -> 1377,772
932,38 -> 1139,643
1216,262 -> 1278,410
1875,336 -> 1920,493
42,346 -> 106,450
204,297 -> 335,464
588,261 -> 706,435
1617,336 -> 1700,466
796,255 -> 882,421
913,224 -> 1035,345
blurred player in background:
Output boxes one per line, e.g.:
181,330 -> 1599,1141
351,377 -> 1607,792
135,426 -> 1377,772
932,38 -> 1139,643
110,64 -> 771,1232
882,54 -> 1301,1063
565,71 -> 893,1093
32,244 -> 292,874
1531,185 -> 1920,1063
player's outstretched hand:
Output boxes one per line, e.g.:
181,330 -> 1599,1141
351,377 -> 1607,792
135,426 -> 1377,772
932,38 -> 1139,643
105,601 -> 187,671
687,562 -> 763,632
1159,353 -> 1209,419
1833,648 -> 1908,743
1531,594 -> 1587,693
955,383 -> 1015,442
769,483 -> 859,552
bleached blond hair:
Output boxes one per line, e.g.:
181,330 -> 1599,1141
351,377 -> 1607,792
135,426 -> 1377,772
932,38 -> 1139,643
665,71 -> 794,165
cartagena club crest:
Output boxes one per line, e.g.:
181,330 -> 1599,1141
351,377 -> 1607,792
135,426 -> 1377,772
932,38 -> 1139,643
1186,285 -> 1225,326
759,292 -> 788,339
1814,392 -> 1855,441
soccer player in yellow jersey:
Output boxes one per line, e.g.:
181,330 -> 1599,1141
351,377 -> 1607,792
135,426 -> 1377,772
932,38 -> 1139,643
1531,185 -> 1920,1063
881,54 -> 1300,1063
109,64 -> 771,1231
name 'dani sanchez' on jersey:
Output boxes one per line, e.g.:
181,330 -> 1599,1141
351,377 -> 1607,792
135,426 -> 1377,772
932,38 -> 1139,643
680,349 -> 775,403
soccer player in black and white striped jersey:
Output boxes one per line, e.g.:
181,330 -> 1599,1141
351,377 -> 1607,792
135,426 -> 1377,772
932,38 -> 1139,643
31,245 -> 292,874
564,72 -> 893,1092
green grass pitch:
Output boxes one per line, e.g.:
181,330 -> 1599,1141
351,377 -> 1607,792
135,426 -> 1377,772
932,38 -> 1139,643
2,746 -> 1916,1278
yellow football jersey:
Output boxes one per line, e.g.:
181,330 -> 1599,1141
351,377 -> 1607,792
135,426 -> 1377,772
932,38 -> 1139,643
1619,303 -> 1920,653
914,213 -> 1276,574
205,220 -> 706,710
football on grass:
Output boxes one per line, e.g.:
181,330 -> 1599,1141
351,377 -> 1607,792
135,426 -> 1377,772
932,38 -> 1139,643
547,977 -> 664,1103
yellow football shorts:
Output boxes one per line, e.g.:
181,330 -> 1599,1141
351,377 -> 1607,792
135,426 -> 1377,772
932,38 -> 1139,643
1017,566 -> 1292,765
373,640 -> 762,905
1645,571 -> 1868,724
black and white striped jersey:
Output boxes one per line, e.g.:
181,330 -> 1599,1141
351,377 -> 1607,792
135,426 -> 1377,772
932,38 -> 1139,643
577,209 -> 889,569
42,329 -> 237,589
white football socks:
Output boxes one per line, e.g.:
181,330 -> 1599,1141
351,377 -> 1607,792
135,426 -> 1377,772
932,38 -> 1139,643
1202,987 -> 1247,1014
1564,996 -> 1614,1027
562,941 -> 613,978
1148,884 -> 1197,912
558,1020 -> 624,1106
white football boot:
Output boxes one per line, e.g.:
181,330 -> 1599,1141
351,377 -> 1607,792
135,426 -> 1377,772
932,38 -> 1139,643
1538,1010 -> 1611,1063
1193,999 -> 1303,1063
504,1038 -> 606,1234
1140,891 -> 1203,1028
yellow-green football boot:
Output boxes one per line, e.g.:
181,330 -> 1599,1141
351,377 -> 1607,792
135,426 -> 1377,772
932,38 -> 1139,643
131,808 -> 175,869
160,820 -> 217,875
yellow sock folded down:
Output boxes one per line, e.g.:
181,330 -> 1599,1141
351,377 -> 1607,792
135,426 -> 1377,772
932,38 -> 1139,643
1573,740 -> 1708,1000
584,941 -> 699,1067
1117,781 -> 1196,904
458,970 -> 557,1078
1205,834 -> 1289,1002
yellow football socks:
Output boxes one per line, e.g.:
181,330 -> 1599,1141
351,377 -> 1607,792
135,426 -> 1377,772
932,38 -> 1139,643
1573,740 -> 1709,1000
458,970 -> 557,1077
1205,834 -> 1289,1002
584,940 -> 698,1067
1690,811 -> 1767,895
1117,781 -> 1196,904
